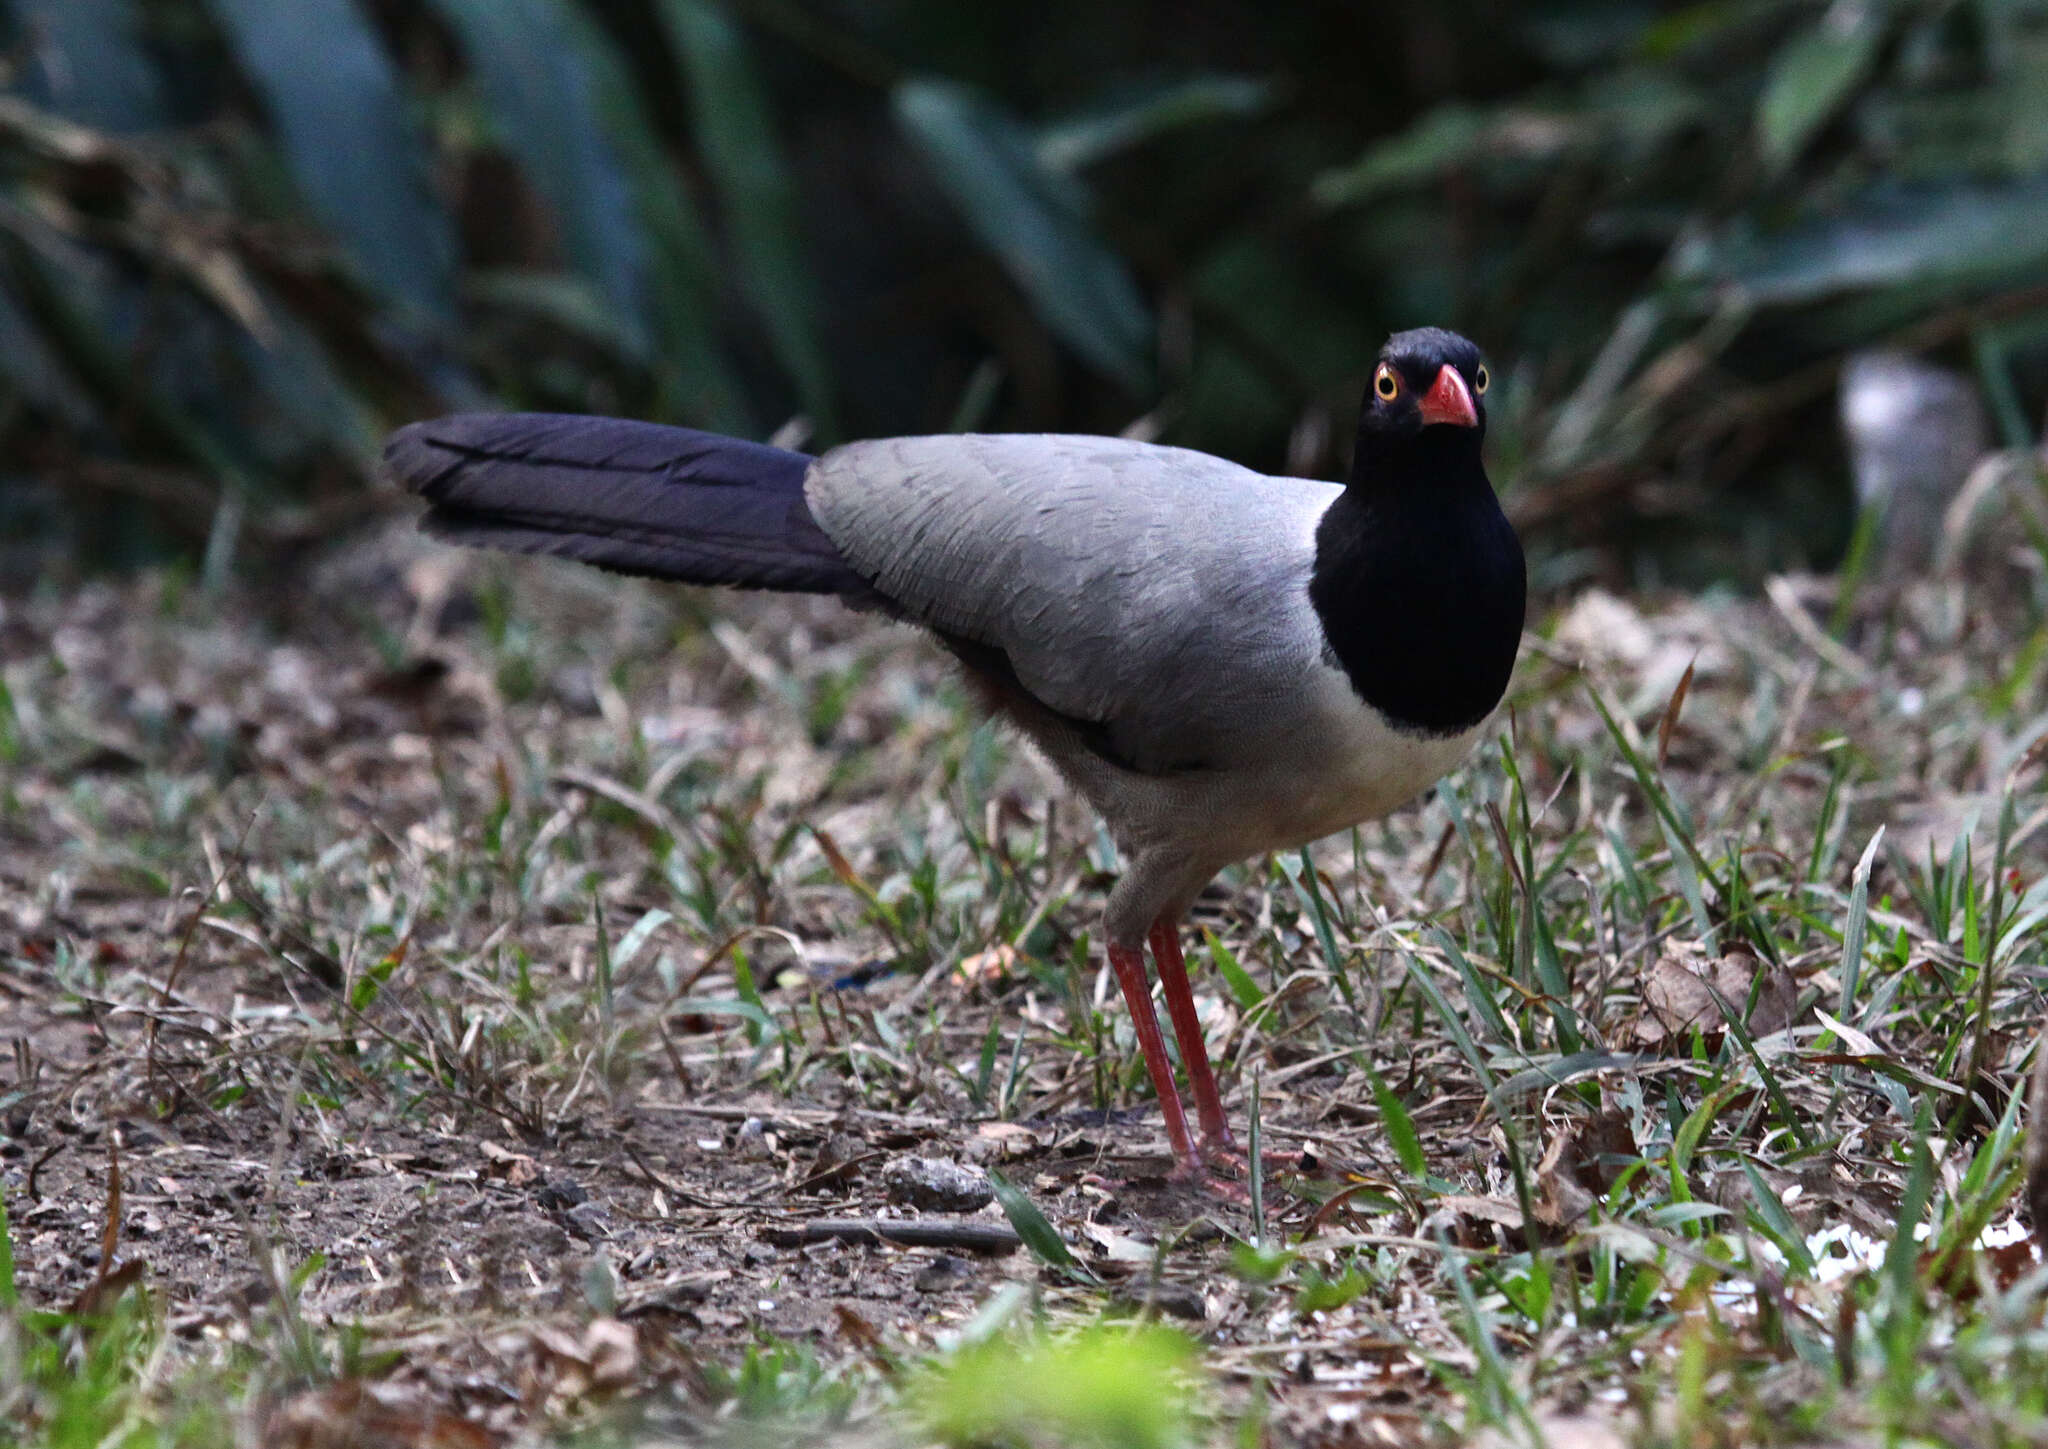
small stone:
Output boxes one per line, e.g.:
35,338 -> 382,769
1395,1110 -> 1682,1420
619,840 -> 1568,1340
913,1254 -> 975,1292
536,1178 -> 588,1211
1114,1280 -> 1207,1322
883,1156 -> 994,1213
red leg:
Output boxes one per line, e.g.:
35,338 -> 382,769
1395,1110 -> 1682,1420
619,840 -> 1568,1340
1148,917 -> 1237,1154
1107,942 -> 1197,1171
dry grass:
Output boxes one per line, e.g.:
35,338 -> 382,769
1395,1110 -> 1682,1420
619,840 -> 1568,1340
1,512 -> 2046,1447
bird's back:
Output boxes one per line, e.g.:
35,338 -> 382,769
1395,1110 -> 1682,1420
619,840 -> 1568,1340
805,433 -> 1342,778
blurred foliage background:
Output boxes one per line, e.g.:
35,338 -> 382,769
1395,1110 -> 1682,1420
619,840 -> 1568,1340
1,0 -> 2046,591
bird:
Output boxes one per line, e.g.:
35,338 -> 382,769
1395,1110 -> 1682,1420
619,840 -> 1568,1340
383,326 -> 1526,1183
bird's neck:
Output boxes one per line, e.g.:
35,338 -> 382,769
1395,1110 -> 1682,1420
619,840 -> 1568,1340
1309,440 -> 1526,736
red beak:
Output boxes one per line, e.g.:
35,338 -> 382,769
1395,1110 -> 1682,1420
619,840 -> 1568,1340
1416,364 -> 1479,429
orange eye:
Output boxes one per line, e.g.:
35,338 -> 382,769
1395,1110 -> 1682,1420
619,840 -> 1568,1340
1374,366 -> 1399,401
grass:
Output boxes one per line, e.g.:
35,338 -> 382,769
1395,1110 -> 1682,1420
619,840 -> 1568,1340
0,527 -> 2044,1447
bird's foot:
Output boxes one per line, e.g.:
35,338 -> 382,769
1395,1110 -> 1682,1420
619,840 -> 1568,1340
1166,1154 -> 1256,1204
1155,1137 -> 1311,1203
1199,1134 -> 1315,1179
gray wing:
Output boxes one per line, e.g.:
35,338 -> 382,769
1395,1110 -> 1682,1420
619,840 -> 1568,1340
804,434 -> 1338,773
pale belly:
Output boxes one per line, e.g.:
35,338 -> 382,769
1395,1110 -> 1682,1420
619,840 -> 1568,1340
1090,666 -> 1492,866
1230,709 -> 1485,855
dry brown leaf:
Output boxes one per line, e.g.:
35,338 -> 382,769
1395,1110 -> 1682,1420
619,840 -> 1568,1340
479,1142 -> 540,1188
833,1303 -> 886,1353
1636,944 -> 1797,1047
1477,1413 -> 1630,1449
529,1319 -> 640,1398
1424,1193 -> 1534,1246
266,1380 -> 498,1449
1656,655 -> 1697,767
582,1319 -> 640,1391
68,1257 -> 145,1317
955,943 -> 1019,983
1535,1109 -> 1638,1229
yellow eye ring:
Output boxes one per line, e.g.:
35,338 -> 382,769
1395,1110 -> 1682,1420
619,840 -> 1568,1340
1374,367 -> 1399,401
1474,364 -> 1490,395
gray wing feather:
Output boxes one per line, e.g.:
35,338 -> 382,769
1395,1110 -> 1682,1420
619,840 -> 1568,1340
804,434 -> 1336,771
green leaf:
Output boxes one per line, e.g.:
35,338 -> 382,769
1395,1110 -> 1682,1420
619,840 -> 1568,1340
1755,6 -> 1884,174
986,1168 -> 1097,1282
0,276 -> 97,429
1312,104 -> 1490,207
206,0 -> 459,324
1672,179 -> 2048,308
14,0 -> 164,133
1203,928 -> 1264,1014
1364,1065 -> 1426,1179
668,996 -> 778,1034
1840,825 -> 1884,1021
1036,74 -> 1270,172
426,0 -> 655,357
662,0 -> 836,436
1295,1261 -> 1370,1314
1739,1159 -> 1817,1277
894,78 -> 1153,392
554,1 -> 747,428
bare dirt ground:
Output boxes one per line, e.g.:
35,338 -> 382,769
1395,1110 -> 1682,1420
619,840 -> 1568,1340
3,521 -> 2044,1446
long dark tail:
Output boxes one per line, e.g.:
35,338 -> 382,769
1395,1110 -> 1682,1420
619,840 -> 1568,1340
382,412 -> 875,599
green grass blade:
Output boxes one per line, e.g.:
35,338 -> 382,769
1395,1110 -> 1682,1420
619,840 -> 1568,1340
986,1168 -> 1097,1283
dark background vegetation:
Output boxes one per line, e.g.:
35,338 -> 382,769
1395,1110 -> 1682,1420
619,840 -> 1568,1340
3,0 -> 2047,591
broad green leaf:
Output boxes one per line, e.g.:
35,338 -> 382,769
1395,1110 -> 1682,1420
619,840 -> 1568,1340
1755,5 -> 1884,173
662,0 -> 835,435
0,277 -> 96,428
894,78 -> 1153,392
1673,178 -> 2048,308
667,996 -> 777,1034
1035,74 -> 1270,171
985,1168 -> 1097,1282
1312,105 -> 1491,207
426,0 -> 655,357
610,907 -> 673,973
14,0 -> 163,133
1203,928 -> 1264,1014
1365,1065 -> 1426,1179
554,1 -> 747,429
206,0 -> 459,324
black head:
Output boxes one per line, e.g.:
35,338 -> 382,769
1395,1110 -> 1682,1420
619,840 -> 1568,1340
1351,327 -> 1490,483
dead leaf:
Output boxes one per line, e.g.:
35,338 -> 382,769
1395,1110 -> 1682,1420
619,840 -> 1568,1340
530,1319 -> 640,1398
955,943 -> 1019,984
582,1319 -> 639,1390
1080,1221 -> 1159,1264
1476,1413 -> 1629,1449
266,1380 -> 498,1449
1423,1194 -> 1534,1246
833,1303 -> 886,1353
1656,655 -> 1696,767
69,1257 -> 145,1317
1636,944 -> 1796,1047
801,1132 -> 868,1191
617,1269 -> 730,1318
479,1142 -> 540,1187
1534,1109 -> 1638,1229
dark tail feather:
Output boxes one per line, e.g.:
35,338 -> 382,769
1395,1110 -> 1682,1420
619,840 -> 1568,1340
382,412 -> 876,599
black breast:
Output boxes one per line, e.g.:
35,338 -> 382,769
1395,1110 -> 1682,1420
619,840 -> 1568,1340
1308,466 -> 1526,736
